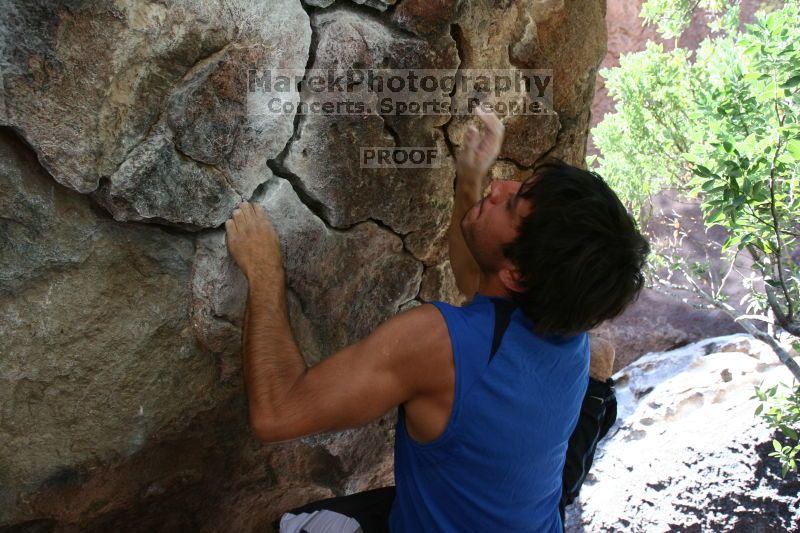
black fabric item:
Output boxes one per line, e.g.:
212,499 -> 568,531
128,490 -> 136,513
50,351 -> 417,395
488,298 -> 517,363
559,376 -> 618,526
271,486 -> 395,533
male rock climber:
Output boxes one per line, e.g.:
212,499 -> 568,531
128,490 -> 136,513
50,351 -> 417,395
225,107 -> 649,532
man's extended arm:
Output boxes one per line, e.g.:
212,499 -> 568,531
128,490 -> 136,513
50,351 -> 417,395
449,107 -> 506,298
225,201 -> 450,444
226,203 -> 308,437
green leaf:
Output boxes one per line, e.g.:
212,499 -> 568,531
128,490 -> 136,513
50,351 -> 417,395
722,233 -> 742,251
782,74 -> 800,88
695,165 -> 713,177
743,177 -> 754,196
787,139 -> 800,160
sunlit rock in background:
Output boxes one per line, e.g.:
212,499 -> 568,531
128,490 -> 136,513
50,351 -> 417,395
565,335 -> 800,532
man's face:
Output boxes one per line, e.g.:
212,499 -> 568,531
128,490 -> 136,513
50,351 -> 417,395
461,179 -> 534,273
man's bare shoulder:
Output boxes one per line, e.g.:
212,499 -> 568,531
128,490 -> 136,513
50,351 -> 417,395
372,302 -> 453,397
378,302 -> 450,351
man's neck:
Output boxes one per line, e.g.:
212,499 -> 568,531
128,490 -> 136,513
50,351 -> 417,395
475,273 -> 513,299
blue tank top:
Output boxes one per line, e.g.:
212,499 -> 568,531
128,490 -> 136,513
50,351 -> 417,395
388,293 -> 589,532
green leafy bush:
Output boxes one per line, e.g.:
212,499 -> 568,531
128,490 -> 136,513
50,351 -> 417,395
754,381 -> 800,475
590,0 -> 800,475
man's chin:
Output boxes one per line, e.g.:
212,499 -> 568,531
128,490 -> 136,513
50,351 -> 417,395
460,211 -> 474,234
468,201 -> 481,221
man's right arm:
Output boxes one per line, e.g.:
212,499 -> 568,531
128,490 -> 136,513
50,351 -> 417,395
449,108 -> 505,298
448,173 -> 482,298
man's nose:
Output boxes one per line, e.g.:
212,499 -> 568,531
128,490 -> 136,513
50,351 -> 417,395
488,180 -> 510,203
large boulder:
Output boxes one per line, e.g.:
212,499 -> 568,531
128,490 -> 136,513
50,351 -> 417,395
565,335 -> 800,532
0,0 -> 608,529
1,0 -> 309,228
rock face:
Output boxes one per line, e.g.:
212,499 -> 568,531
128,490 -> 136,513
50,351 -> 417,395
192,178 -> 423,376
0,0 -> 607,530
0,129 -> 215,522
565,335 -> 800,532
2,0 -> 309,229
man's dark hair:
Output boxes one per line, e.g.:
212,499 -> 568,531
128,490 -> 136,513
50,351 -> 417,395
503,157 -> 650,338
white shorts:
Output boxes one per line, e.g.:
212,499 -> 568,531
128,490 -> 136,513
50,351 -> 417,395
279,509 -> 364,533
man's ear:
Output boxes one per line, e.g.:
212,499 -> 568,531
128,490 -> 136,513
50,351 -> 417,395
498,262 -> 525,293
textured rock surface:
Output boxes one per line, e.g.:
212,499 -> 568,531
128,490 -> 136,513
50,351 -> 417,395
192,178 -> 423,374
1,0 -> 607,529
565,335 -> 800,532
282,6 -> 459,265
304,0 -> 396,11
1,0 -> 309,228
0,130 -> 215,522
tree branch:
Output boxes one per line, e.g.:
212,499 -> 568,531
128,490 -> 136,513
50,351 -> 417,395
768,92 -> 794,322
675,264 -> 800,381
766,285 -> 800,337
